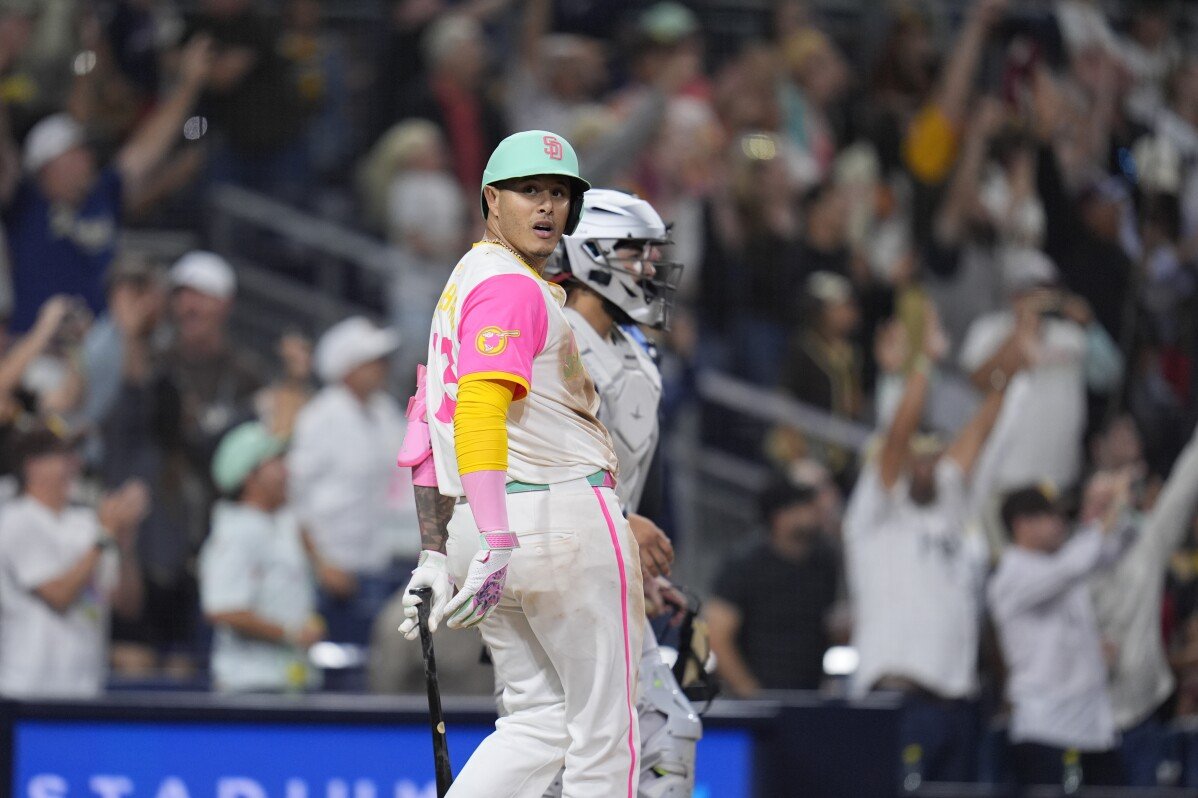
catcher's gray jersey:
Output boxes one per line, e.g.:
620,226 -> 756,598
563,307 -> 661,512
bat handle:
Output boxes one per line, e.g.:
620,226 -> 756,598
411,586 -> 433,629
409,586 -> 452,795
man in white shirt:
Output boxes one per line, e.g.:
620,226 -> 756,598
200,422 -> 324,693
959,249 -> 1123,493
845,328 -> 1015,784
989,481 -> 1135,787
288,316 -> 417,644
0,428 -> 147,698
1087,419 -> 1198,785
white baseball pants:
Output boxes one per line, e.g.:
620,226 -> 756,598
445,476 -> 645,798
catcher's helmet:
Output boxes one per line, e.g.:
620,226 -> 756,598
544,188 -> 683,330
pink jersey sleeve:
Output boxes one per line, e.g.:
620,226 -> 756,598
457,273 -> 548,400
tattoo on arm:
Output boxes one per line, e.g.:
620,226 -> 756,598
414,485 -> 455,554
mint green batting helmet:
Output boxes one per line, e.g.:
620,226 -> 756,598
480,130 -> 590,235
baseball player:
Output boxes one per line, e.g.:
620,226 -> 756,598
396,130 -> 644,798
543,188 -> 701,798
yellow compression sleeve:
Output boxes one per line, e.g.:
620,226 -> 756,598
454,378 -> 516,474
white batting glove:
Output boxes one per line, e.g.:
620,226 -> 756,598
399,550 -> 452,640
444,533 -> 517,629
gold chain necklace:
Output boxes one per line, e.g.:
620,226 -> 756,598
481,237 -> 536,272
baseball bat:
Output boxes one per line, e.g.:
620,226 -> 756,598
412,586 -> 454,796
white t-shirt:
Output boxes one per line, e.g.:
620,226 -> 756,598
845,459 -> 989,699
989,528 -> 1122,751
959,311 -> 1086,491
288,384 -> 418,571
199,503 -> 318,693
0,496 -> 117,698
426,243 -> 618,496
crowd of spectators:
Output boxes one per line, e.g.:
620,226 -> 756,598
0,0 -> 1197,791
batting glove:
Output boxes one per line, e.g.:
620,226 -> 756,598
444,532 -> 518,629
399,550 -> 452,640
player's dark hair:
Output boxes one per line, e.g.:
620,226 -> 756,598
1000,486 -> 1056,539
758,479 -> 818,526
11,426 -> 76,491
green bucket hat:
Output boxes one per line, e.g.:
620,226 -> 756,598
480,130 -> 590,235
212,422 -> 286,494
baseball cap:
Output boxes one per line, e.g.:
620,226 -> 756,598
638,2 -> 700,45
1001,247 -> 1059,296
806,271 -> 853,304
169,251 -> 236,299
23,113 -> 86,174
212,421 -> 286,494
315,316 -> 400,383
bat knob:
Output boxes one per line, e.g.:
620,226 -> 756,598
410,587 -> 433,626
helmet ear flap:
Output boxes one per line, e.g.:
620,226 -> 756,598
565,188 -> 585,235
479,183 -> 496,222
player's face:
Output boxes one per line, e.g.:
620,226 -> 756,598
823,297 -> 859,338
908,453 -> 940,506
612,241 -> 659,280
39,146 -> 97,206
770,501 -> 822,561
24,450 -> 80,491
1020,512 -> 1067,553
248,456 -> 288,511
171,287 -> 231,345
344,357 -> 388,398
490,177 -> 572,262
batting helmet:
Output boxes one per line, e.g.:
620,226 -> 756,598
480,130 -> 590,235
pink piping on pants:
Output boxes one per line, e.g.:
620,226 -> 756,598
592,486 -> 637,798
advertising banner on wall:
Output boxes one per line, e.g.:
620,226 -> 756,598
12,720 -> 754,798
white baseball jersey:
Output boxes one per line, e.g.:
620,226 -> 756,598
426,242 -> 618,497
563,308 -> 661,512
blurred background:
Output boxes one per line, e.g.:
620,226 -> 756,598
2,0 -> 1198,795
